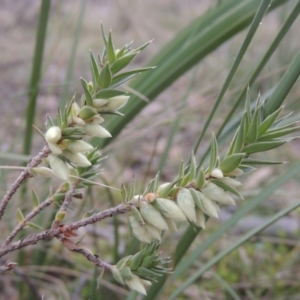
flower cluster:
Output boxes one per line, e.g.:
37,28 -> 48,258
112,242 -> 170,295
29,27 -> 153,182
126,166 -> 242,243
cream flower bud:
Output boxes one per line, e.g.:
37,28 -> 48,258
62,150 -> 91,167
139,201 -> 169,231
155,198 -> 187,222
197,191 -> 219,218
164,218 -> 178,232
145,224 -> 162,242
177,188 -> 197,223
45,126 -> 62,144
61,140 -> 93,153
125,274 -> 147,295
112,266 -> 125,284
128,214 -> 151,243
218,177 -> 242,188
48,154 -> 70,180
48,142 -> 63,155
98,95 -> 130,112
226,168 -> 243,177
195,207 -> 206,229
202,182 -> 235,205
78,123 -> 112,138
29,167 -> 56,178
211,168 -> 224,178
93,99 -> 109,108
90,115 -> 105,124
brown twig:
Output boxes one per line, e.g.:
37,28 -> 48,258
0,203 -> 132,258
0,145 -> 51,220
71,247 -> 113,271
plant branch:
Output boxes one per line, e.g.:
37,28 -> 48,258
0,203 -> 132,258
0,145 -> 51,220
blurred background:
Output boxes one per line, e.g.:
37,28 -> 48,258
1,0 -> 300,299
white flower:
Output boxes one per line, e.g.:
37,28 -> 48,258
125,274 -> 148,295
45,126 -> 62,144
62,150 -> 91,167
48,154 -> 70,180
202,182 -> 235,205
77,123 -> 112,138
61,140 -> 93,153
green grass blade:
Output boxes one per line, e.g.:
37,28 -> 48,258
264,47 -> 300,116
60,0 -> 86,109
94,0 -> 287,149
193,0 -> 272,155
191,1 -> 300,166
170,165 -> 300,298
217,1 -> 300,139
23,0 -> 51,155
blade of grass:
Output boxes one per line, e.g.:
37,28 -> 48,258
23,0 -> 51,155
158,68 -> 197,172
198,0 -> 300,166
60,0 -> 86,109
192,0 -> 272,155
170,166 -> 300,298
96,0 -> 287,150
264,47 -> 300,116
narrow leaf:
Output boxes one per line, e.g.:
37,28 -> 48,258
17,208 -> 25,223
110,53 -> 137,74
243,140 -> 287,153
208,133 -> 218,174
31,189 -> 40,208
80,78 -> 93,106
219,153 -> 245,174
258,106 -> 283,136
90,50 -> 100,88
95,89 -> 126,99
98,64 -> 112,88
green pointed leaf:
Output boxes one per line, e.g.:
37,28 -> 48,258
17,208 -> 25,223
106,31 -> 116,64
207,133 -> 218,174
132,40 -> 153,53
112,67 -> 156,83
258,106 -> 283,136
238,164 -> 256,174
196,168 -> 205,189
242,158 -> 284,165
210,179 -> 243,199
98,64 -> 112,88
110,74 -> 138,89
243,140 -> 287,153
80,77 -> 93,106
110,53 -> 137,74
95,89 -> 126,99
31,189 -> 40,208
227,114 -> 246,156
189,153 -> 197,181
90,50 -> 100,88
258,126 -> 300,141
219,153 -> 245,174
246,108 -> 259,143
